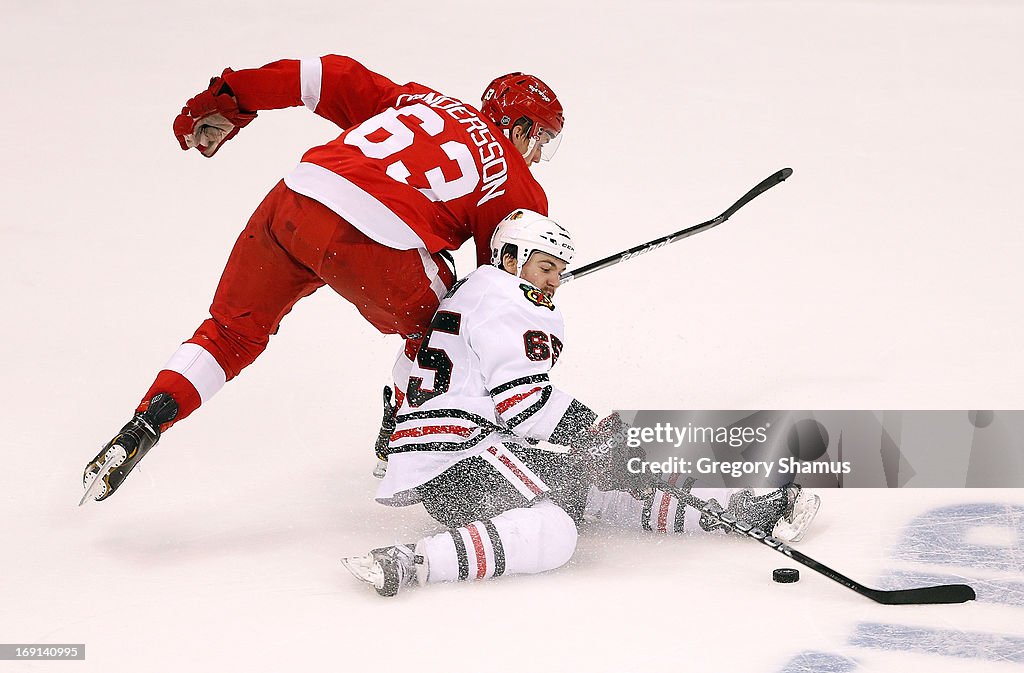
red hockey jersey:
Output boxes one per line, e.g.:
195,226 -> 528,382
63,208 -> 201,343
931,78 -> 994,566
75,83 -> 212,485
222,56 -> 549,266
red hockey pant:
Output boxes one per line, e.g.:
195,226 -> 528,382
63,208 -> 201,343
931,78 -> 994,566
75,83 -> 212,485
140,181 -> 453,425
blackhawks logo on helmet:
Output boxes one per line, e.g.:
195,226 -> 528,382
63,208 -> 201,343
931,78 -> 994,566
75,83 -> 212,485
520,284 -> 555,310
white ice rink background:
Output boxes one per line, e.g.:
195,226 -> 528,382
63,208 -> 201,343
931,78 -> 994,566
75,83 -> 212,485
2,1 -> 1022,671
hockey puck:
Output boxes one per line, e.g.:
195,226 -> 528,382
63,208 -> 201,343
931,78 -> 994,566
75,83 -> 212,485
773,568 -> 800,583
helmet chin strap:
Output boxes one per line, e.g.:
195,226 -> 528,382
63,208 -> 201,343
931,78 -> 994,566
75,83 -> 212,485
517,248 -> 535,279
524,135 -> 538,159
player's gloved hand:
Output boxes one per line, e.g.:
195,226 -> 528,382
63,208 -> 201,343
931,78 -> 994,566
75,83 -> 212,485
572,413 -> 646,493
173,70 -> 257,157
374,385 -> 398,463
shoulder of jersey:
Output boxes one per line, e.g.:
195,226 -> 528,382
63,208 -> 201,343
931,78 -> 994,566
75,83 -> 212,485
448,266 -> 559,314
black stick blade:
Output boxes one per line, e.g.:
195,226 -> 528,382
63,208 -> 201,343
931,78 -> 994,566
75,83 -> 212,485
866,583 -> 977,605
783,546 -> 976,606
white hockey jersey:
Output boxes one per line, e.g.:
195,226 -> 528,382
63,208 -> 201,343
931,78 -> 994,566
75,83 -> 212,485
376,265 -> 593,505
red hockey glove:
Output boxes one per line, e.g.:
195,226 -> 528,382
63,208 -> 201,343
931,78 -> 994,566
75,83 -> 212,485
173,70 -> 257,157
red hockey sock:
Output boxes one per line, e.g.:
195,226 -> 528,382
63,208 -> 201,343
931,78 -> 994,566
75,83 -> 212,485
136,370 -> 202,431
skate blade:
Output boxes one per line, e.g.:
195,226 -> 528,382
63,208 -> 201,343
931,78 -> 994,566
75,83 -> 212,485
772,492 -> 821,543
78,446 -> 126,506
341,554 -> 386,591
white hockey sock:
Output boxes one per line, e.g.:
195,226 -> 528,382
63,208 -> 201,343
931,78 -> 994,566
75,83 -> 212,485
584,485 -> 740,535
163,343 -> 226,404
416,499 -> 578,583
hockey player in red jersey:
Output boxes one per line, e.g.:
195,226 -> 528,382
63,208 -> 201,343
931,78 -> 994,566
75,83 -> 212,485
341,210 -> 820,597
81,56 -> 566,504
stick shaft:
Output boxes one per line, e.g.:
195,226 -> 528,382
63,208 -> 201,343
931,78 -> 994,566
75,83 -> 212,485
561,168 -> 793,284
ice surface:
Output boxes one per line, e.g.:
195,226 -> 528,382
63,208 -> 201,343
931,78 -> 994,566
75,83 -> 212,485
1,0 -> 1023,671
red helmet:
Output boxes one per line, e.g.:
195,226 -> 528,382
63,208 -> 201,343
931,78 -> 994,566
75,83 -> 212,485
481,73 -> 564,159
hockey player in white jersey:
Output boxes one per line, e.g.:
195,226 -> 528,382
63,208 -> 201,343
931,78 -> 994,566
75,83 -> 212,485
343,210 -> 819,596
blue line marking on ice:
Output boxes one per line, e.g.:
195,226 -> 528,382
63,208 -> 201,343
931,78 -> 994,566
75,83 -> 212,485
894,503 -> 1024,573
771,502 -> 1024,671
850,623 -> 1024,664
775,650 -> 859,672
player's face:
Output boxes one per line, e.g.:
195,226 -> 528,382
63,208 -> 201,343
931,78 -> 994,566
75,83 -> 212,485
520,251 -> 566,297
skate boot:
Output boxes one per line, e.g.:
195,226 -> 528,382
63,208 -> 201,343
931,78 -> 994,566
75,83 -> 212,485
80,393 -> 179,504
700,484 -> 820,542
341,543 -> 425,597
372,385 -> 397,479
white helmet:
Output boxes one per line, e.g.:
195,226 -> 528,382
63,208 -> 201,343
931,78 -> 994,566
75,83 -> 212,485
490,209 -> 575,276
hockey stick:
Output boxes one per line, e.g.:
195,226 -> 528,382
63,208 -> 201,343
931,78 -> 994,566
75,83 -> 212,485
662,484 -> 976,605
560,168 -> 793,284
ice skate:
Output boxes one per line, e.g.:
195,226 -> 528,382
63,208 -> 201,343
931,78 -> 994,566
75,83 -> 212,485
341,544 -> 423,597
80,393 -> 178,505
